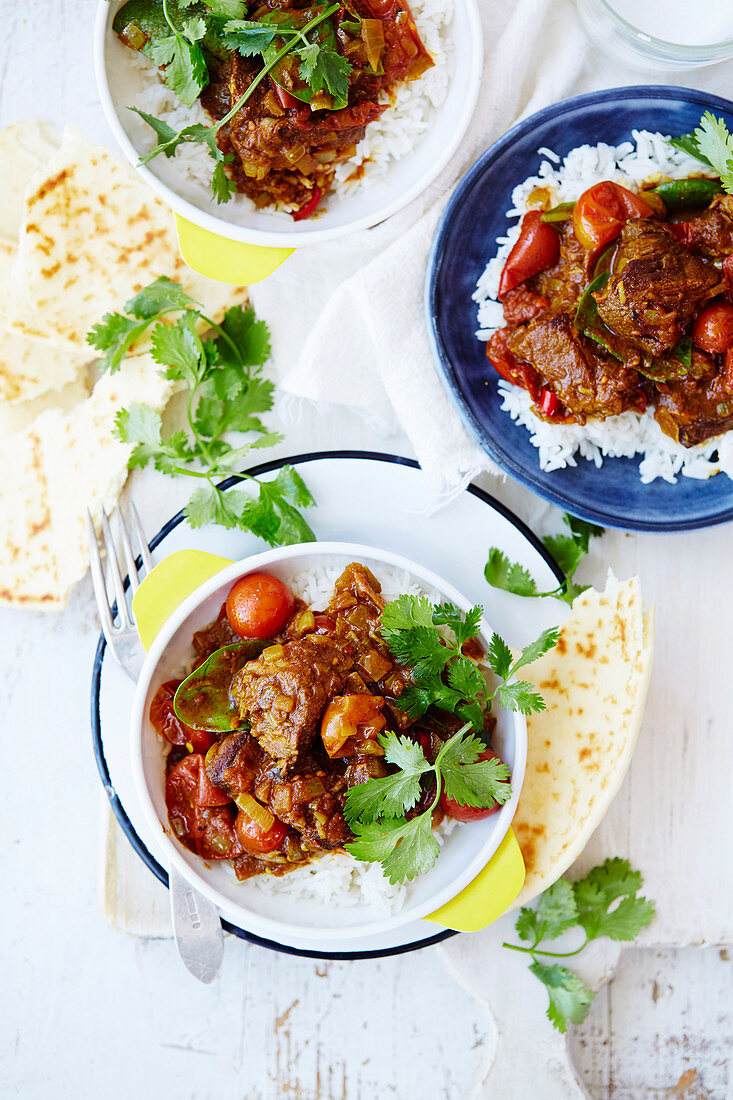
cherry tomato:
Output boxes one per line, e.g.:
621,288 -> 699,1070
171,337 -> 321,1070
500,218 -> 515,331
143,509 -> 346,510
225,573 -> 295,639
321,694 -> 387,758
722,255 -> 733,301
234,807 -> 288,854
573,181 -> 654,253
149,680 -> 213,753
498,210 -> 560,300
439,748 -> 509,822
692,300 -> 733,354
166,755 -> 242,859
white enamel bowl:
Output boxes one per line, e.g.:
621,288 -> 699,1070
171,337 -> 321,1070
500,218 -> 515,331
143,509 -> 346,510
130,541 -> 526,943
94,0 -> 482,248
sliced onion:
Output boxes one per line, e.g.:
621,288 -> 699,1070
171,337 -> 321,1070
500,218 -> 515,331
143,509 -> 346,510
235,792 -> 275,832
361,18 -> 385,71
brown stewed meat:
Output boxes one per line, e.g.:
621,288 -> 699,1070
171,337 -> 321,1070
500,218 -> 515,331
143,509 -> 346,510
231,635 -> 354,772
594,221 -> 721,356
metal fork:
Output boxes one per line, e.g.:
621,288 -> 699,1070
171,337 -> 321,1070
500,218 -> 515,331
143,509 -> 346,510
88,505 -> 225,984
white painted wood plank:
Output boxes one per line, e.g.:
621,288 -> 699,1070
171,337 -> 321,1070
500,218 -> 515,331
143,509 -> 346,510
569,947 -> 733,1099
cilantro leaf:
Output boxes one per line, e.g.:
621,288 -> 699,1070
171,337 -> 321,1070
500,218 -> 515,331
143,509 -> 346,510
125,276 -> 198,319
446,656 -> 485,702
150,32 -> 208,106
89,279 -> 315,547
441,754 -> 511,810
692,111 -> 733,192
484,549 -> 538,597
433,603 -> 482,648
504,859 -> 655,1030
114,405 -> 163,468
484,632 -> 513,679
384,625 -> 448,680
221,18 -> 280,55
151,313 -> 204,385
203,0 -> 247,16
511,626 -> 561,674
346,814 -> 440,885
515,906 -> 539,943
381,594 -> 435,634
497,679 -> 546,715
297,41 -> 352,104
211,158 -> 237,203
344,733 -> 429,824
529,963 -> 594,1033
535,879 -> 578,940
86,311 -> 151,372
485,515 -> 604,604
382,730 -> 431,774
182,14 -> 207,41
542,535 -> 584,580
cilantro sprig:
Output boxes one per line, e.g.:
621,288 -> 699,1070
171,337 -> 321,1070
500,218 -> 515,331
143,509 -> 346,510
503,859 -> 656,1032
87,277 -> 315,544
344,727 -> 512,884
126,1 -> 351,203
380,595 -> 559,729
485,514 -> 604,605
669,111 -> 733,194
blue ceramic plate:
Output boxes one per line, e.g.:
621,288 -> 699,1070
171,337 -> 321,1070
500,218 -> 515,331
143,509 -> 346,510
426,85 -> 733,532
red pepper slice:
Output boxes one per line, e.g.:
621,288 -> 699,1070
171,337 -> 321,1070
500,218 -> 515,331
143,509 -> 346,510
498,210 -> 560,300
272,80 -> 300,110
291,187 -> 323,222
540,387 -> 561,418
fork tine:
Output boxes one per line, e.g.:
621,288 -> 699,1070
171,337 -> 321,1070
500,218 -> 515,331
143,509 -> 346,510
87,510 -> 116,639
129,502 -> 153,575
101,508 -> 133,629
116,508 -> 141,596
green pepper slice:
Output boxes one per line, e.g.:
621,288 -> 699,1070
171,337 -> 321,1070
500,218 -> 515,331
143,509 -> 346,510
540,201 -> 575,224
646,178 -> 723,212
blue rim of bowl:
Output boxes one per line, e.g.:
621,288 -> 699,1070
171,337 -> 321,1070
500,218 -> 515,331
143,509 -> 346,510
90,449 -> 564,961
425,84 -> 733,534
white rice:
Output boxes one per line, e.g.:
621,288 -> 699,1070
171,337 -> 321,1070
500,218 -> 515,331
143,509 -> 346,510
473,130 -> 733,484
223,560 -> 454,916
120,0 -> 451,214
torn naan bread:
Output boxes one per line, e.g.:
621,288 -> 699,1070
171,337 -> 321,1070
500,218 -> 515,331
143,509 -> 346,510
511,575 -> 654,906
0,354 -> 176,609
2,127 -> 245,350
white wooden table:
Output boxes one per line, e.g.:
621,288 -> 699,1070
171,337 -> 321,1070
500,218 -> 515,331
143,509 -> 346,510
1,2 -> 731,1097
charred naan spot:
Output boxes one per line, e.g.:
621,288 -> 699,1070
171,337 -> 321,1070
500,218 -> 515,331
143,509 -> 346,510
575,639 -> 597,658
41,262 -> 61,279
556,635 -> 567,654
28,169 -> 70,205
535,762 -> 550,773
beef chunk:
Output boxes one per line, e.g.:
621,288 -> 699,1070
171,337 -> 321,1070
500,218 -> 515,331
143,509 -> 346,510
655,350 -> 733,446
672,194 -> 733,259
594,221 -> 721,356
508,311 -> 644,421
269,769 -> 351,850
205,730 -> 264,799
192,603 -> 239,661
231,635 -> 354,772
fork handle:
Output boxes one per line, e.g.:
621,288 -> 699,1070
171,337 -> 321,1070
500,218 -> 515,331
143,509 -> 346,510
169,866 -> 224,983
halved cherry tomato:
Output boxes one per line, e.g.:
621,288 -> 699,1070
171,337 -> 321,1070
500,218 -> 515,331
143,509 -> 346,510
692,300 -> 733,355
149,680 -> 213,753
439,748 -> 509,822
291,186 -> 323,222
573,181 -> 654,253
166,755 -> 242,859
234,804 -> 288,854
314,613 -> 336,634
486,330 -> 542,403
226,573 -> 295,639
321,694 -> 387,758
498,210 -> 560,300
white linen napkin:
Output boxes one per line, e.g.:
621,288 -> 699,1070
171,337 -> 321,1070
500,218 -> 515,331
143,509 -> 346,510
250,0 -> 732,496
